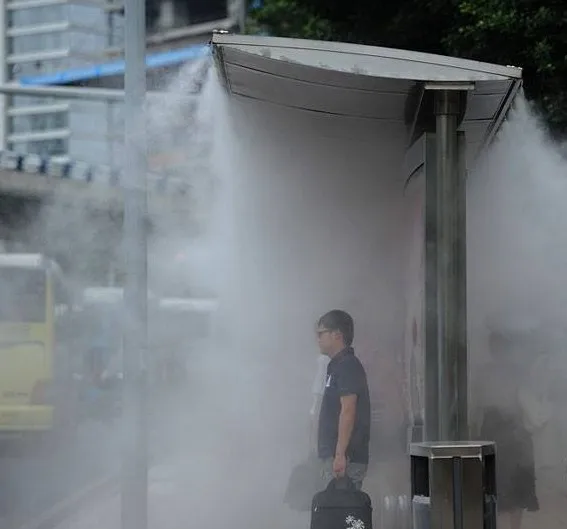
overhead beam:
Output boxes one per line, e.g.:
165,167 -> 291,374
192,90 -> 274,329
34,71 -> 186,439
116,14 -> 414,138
0,83 -> 205,102
0,83 -> 126,102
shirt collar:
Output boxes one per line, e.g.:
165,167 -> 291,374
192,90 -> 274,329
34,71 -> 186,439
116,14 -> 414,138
328,346 -> 354,367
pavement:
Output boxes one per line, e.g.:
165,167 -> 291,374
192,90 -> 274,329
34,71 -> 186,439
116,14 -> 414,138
522,469 -> 567,529
10,384 -> 567,529
0,387 -> 183,529
49,456 -> 312,529
26,448 -> 567,529
522,496 -> 567,529
0,419 -> 121,529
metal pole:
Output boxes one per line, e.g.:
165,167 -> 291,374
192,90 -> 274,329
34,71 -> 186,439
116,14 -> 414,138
121,0 -> 148,528
424,133 -> 439,442
0,84 -> 125,101
456,131 -> 468,439
239,0 -> 247,33
0,83 -> 201,102
434,90 -> 468,441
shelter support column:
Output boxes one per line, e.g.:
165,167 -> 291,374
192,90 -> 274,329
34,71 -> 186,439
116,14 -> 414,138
432,90 -> 468,441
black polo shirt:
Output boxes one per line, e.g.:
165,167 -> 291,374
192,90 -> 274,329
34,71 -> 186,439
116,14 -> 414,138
317,347 -> 371,464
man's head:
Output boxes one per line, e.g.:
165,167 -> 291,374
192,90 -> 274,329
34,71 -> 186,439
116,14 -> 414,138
316,310 -> 354,357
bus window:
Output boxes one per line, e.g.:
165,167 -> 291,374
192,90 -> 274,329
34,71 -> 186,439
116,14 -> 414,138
0,267 -> 46,323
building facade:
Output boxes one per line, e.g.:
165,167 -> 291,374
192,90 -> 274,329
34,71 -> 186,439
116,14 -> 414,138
0,0 -> 242,164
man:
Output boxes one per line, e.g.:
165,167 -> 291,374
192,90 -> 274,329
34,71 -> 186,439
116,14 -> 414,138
316,310 -> 371,489
310,353 -> 329,450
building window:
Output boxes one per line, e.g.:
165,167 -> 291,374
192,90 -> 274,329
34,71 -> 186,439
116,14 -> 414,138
11,95 -> 59,107
107,11 -> 124,47
7,4 -> 66,27
67,30 -> 106,55
9,57 -> 68,80
8,31 -> 67,55
9,112 -> 68,134
8,138 -> 68,157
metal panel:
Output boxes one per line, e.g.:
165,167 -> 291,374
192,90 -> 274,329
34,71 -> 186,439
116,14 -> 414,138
465,94 -> 507,121
222,47 -> 415,93
213,34 -> 523,167
411,442 -> 497,529
461,457 -> 485,529
231,94 -> 406,144
484,77 -> 522,148
403,133 -> 426,181
473,79 -> 514,95
459,121 -> 490,143
213,34 -> 522,81
429,457 -> 455,528
410,441 -> 495,459
227,64 -> 407,120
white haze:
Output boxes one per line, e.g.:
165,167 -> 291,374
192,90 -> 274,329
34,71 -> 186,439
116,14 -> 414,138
141,65 -> 412,528
3,59 -> 567,527
192,78 -> 567,522
468,95 -> 567,361
468,95 -> 567,484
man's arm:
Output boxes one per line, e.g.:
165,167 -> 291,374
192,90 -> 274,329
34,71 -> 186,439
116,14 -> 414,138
309,394 -> 323,453
310,356 -> 328,452
336,394 -> 357,457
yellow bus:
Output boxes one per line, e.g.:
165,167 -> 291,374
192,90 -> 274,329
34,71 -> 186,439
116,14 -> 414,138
0,254 -> 76,444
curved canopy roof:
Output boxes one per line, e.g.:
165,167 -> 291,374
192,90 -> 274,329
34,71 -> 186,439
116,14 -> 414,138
211,34 -> 522,162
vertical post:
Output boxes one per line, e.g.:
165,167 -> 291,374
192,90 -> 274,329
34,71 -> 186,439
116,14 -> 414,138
239,0 -> 247,33
122,1 -> 148,529
0,0 -> 8,150
424,133 -> 439,441
434,90 -> 467,441
456,131 -> 468,440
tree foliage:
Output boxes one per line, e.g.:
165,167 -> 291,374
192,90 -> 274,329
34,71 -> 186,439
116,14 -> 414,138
444,0 -> 567,133
249,0 -> 567,134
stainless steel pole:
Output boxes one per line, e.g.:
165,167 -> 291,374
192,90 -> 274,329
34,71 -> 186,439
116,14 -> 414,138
121,0 -> 148,527
434,90 -> 468,441
0,84 -> 200,101
239,0 -> 247,33
0,84 -> 125,101
424,133 -> 439,442
456,131 -> 468,440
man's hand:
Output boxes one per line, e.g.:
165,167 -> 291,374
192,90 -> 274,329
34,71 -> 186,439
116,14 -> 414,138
333,453 -> 347,477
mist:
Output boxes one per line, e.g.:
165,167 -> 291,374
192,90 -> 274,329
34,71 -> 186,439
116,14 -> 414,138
468,94 -> 567,495
178,68 -> 413,527
3,53 -> 567,528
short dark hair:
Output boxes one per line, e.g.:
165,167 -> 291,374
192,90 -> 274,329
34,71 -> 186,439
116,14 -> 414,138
318,310 -> 354,346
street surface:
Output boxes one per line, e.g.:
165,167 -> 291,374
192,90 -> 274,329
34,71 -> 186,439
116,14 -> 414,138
3,382 -> 567,529
0,388 -> 178,529
0,419 -> 121,528
37,452 -> 567,529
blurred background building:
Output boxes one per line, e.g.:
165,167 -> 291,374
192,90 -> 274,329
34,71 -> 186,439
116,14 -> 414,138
0,0 -> 244,166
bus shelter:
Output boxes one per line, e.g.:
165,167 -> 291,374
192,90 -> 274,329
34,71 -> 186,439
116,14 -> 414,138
211,34 -> 522,448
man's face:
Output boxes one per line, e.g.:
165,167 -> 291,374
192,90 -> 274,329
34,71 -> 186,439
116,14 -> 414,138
316,326 -> 338,356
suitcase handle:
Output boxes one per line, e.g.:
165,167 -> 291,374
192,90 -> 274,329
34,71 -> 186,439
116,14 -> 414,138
326,476 -> 356,491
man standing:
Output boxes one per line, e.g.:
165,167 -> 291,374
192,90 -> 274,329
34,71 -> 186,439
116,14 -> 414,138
316,310 -> 371,489
310,353 -> 329,450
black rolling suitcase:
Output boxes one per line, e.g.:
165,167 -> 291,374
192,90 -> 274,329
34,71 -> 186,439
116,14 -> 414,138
311,477 -> 373,529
